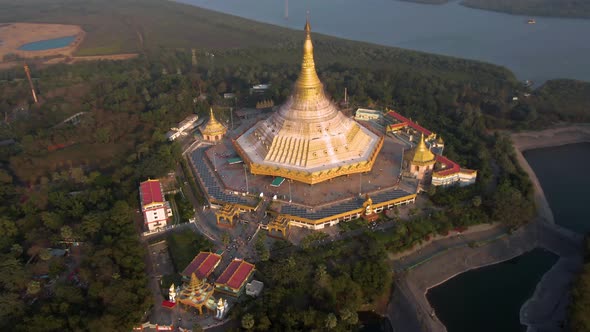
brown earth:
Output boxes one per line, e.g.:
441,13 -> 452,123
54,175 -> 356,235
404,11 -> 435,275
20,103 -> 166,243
0,23 -> 138,68
42,53 -> 139,65
0,23 -> 84,60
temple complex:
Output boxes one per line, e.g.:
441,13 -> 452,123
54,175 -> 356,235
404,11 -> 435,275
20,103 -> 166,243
187,18 -> 476,236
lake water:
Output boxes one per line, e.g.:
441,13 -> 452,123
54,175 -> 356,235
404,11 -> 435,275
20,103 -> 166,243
524,142 -> 590,233
18,36 -> 76,51
427,248 -> 558,332
177,0 -> 590,84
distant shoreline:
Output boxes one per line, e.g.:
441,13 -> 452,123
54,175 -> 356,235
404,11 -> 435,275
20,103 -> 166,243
511,124 -> 590,224
396,0 -> 590,20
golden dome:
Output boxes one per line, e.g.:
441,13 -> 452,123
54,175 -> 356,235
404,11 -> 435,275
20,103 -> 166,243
410,133 -> 436,166
200,108 -> 227,137
436,135 -> 444,145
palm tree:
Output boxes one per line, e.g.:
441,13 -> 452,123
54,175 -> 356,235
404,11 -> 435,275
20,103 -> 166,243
241,313 -> 255,330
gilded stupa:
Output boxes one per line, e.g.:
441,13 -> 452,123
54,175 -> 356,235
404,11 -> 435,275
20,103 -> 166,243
234,19 -> 383,184
407,133 -> 436,166
177,273 -> 216,315
404,133 -> 436,183
200,108 -> 227,142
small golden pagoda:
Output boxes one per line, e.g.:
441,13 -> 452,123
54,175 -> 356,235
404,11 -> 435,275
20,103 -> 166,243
405,133 -> 436,182
177,273 -> 216,315
234,19 -> 383,184
200,108 -> 227,142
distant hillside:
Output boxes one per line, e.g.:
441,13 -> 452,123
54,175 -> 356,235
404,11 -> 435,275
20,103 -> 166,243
398,0 -> 449,5
0,0 -> 300,55
461,0 -> 590,19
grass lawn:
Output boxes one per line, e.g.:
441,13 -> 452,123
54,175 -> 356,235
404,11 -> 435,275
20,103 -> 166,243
166,229 -> 213,272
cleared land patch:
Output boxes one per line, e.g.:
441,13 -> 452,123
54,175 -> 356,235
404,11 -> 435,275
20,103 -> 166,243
0,23 -> 84,60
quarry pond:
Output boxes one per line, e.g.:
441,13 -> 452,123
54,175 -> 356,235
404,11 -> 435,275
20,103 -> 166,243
18,35 -> 76,51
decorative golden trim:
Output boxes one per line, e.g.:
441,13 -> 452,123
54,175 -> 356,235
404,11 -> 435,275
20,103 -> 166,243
277,193 -> 417,226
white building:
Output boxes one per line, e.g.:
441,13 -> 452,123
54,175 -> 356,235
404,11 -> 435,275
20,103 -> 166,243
245,280 -> 264,297
166,114 -> 199,141
354,108 -> 383,121
140,179 -> 172,231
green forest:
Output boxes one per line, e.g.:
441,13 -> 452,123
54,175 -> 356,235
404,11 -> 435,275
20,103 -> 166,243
0,0 -> 589,331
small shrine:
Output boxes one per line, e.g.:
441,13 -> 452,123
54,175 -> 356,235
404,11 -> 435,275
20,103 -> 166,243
361,194 -> 379,222
177,273 -> 217,315
200,108 -> 227,142
404,133 -> 436,183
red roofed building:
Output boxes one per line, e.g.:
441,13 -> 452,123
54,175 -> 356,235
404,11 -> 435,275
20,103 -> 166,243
182,252 -> 222,280
431,155 -> 477,187
140,179 -> 172,231
215,259 -> 255,296
386,109 -> 433,138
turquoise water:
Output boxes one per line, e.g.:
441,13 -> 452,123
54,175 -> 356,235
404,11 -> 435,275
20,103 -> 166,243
427,248 -> 558,332
176,0 -> 590,84
524,143 -> 590,233
18,35 -> 76,51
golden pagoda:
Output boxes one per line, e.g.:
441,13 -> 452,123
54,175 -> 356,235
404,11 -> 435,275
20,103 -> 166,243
177,273 -> 216,315
200,108 -> 227,142
405,133 -> 436,182
234,19 -> 383,184
409,133 -> 436,166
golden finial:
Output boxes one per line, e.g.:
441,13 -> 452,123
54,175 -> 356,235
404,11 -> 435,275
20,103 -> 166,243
293,16 -> 324,105
412,133 -> 436,165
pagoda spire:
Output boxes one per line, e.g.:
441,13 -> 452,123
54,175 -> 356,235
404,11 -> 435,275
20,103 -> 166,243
187,273 -> 203,294
293,17 -> 323,105
412,133 -> 436,165
209,107 -> 220,125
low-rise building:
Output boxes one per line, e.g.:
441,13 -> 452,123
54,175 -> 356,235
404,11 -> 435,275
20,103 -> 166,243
181,252 -> 222,280
245,280 -> 264,297
215,259 -> 255,297
140,179 -> 172,231
166,114 -> 199,141
355,108 -> 383,121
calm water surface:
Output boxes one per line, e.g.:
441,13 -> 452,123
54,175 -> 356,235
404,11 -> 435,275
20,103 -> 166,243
177,0 -> 590,84
524,142 -> 590,233
427,248 -> 558,332
18,36 -> 76,51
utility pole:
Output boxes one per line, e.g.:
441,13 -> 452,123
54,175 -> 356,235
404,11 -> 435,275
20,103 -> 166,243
344,87 -> 348,105
244,165 -> 249,194
230,106 -> 234,131
285,0 -> 289,20
24,63 -> 38,104
359,173 -> 362,196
